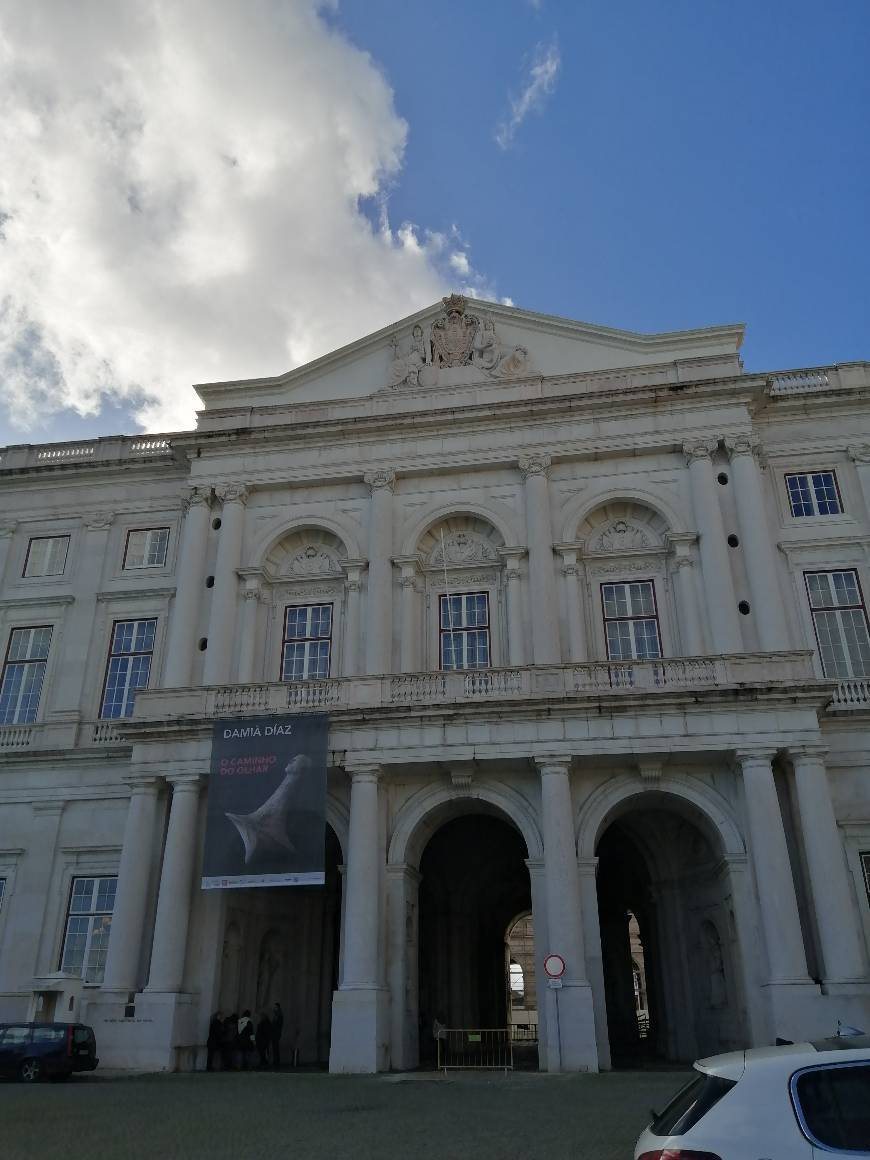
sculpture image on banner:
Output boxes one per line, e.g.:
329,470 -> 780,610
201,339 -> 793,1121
202,713 -> 328,889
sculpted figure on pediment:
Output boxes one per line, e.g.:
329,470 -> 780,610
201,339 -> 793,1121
285,544 -> 340,577
388,324 -> 429,387
589,519 -> 653,553
429,531 -> 499,568
472,317 -> 501,371
431,294 -> 479,368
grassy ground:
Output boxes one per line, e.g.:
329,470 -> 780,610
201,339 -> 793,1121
0,1068 -> 692,1160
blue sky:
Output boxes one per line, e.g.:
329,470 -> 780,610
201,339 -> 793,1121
0,0 -> 867,447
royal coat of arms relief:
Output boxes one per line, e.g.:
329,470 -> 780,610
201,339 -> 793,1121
387,294 -> 531,388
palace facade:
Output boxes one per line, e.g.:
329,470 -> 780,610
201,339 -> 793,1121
1,295 -> 869,1072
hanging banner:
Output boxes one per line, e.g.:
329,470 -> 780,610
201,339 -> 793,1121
202,713 -> 328,890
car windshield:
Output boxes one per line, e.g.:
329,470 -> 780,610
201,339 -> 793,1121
650,1072 -> 737,1137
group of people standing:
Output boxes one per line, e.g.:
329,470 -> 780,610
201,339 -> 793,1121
206,1002 -> 285,1071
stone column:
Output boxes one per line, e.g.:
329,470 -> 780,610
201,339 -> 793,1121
789,746 -> 867,983
146,775 -> 202,993
394,557 -> 421,673
725,436 -> 790,650
329,764 -> 388,1072
363,470 -> 395,675
577,857 -> 611,1070
53,512 -> 114,713
164,488 -> 211,687
203,484 -> 248,685
848,445 -> 870,521
526,859 -> 549,1067
736,750 -> 810,984
102,776 -> 161,992
684,440 -> 742,653
536,757 -> 598,1071
0,520 -> 16,587
498,547 -> 527,666
668,535 -> 706,655
341,562 -> 365,677
236,580 -> 262,684
386,862 -> 421,1070
519,455 -> 560,664
556,545 -> 587,662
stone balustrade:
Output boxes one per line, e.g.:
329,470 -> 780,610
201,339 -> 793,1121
829,678 -> 870,710
0,434 -> 174,471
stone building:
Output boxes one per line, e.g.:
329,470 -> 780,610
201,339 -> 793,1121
0,294 -> 869,1073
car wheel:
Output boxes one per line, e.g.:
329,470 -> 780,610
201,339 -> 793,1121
19,1058 -> 42,1083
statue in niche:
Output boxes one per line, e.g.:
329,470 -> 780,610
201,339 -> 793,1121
472,317 -> 501,371
256,930 -> 283,1012
701,921 -> 727,1009
388,324 -> 428,387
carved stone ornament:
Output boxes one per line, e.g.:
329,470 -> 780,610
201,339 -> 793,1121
364,469 -> 396,492
285,544 -> 340,577
216,482 -> 249,504
184,486 -> 211,510
84,512 -> 115,531
518,453 -> 552,479
589,519 -> 651,553
848,444 -> 870,464
387,295 -> 534,387
725,434 -> 759,459
429,531 -> 499,568
0,522 -> 17,538
683,439 -> 719,463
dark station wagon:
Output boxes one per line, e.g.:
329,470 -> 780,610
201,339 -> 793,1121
0,1022 -> 99,1082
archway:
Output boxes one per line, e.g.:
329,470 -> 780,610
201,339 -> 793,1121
595,800 -> 746,1066
216,824 -> 342,1067
417,813 -> 536,1068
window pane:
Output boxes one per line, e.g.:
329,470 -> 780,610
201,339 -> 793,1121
787,474 -> 814,517
832,571 -> 860,608
61,916 -> 89,973
810,472 -> 841,515
24,536 -> 69,577
796,1065 -> 870,1151
806,572 -> 833,610
606,621 -> 633,660
633,619 -> 661,659
841,609 -> 870,677
814,610 -> 850,678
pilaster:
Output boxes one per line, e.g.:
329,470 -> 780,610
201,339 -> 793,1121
203,484 -> 249,685
519,454 -> 560,664
363,470 -> 395,676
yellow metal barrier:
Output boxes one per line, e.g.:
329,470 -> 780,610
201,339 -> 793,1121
436,1028 -> 513,1072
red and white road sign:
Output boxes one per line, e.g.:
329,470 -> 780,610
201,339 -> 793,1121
543,952 -> 566,979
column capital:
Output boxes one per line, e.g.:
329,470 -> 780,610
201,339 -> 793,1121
182,485 -> 211,512
0,520 -> 17,539
683,438 -> 719,463
497,545 -> 527,569
787,743 -> 829,763
534,755 -> 572,775
122,774 -> 161,794
392,553 -> 422,579
724,434 -> 760,460
215,482 -> 249,505
364,468 -> 396,493
386,862 -> 422,885
847,444 -> 870,465
576,856 -> 599,878
345,762 -> 382,784
83,511 -> 115,531
518,452 -> 552,479
734,747 -> 778,767
165,773 -> 203,791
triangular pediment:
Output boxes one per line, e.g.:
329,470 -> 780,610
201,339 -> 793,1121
194,296 -> 744,414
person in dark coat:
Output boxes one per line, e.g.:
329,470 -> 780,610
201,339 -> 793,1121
207,1011 -> 223,1071
223,1013 -> 238,1070
271,1002 -> 284,1068
237,1010 -> 255,1070
255,1013 -> 272,1068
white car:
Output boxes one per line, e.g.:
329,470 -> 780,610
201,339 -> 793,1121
635,1034 -> 870,1159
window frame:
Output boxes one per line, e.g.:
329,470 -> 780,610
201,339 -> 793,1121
122,526 -> 170,570
98,617 -> 158,719
599,579 -> 663,663
790,1060 -> 870,1153
0,624 -> 53,725
804,569 -> 870,680
438,590 -> 492,671
22,535 -> 70,578
280,602 -> 333,682
58,875 -> 117,983
785,470 -> 844,518
861,852 -> 870,909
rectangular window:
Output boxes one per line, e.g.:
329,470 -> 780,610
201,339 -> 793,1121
786,471 -> 843,517
99,618 -> 157,718
0,626 -> 52,725
861,852 -> 870,909
281,604 -> 332,681
805,571 -> 870,679
23,535 -> 69,578
59,876 -> 116,982
601,581 -> 662,661
439,592 -> 491,670
123,527 -> 169,569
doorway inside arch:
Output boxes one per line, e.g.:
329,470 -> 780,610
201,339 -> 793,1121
217,825 -> 342,1067
596,804 -> 745,1067
418,814 -> 538,1068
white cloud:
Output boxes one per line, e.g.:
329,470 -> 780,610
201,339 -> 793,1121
495,38 -> 561,150
449,252 -> 470,276
0,0 -> 498,436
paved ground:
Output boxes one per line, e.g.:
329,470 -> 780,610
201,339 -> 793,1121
0,1068 -> 692,1160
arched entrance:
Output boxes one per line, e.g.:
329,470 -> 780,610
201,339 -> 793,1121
595,797 -> 746,1066
217,824 -> 342,1066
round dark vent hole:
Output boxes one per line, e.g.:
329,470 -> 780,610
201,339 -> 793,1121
198,638 -> 208,651
212,517 -> 222,530
205,576 -> 215,588
727,534 -> 740,548
717,472 -> 729,485
738,601 -> 751,615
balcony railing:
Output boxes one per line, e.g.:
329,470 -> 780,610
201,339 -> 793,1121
829,678 -> 870,711
0,434 -> 175,471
